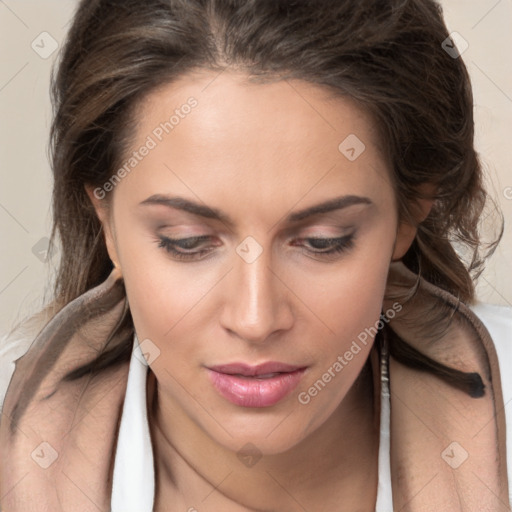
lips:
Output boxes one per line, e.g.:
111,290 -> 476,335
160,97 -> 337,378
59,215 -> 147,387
210,362 -> 303,377
207,362 -> 307,408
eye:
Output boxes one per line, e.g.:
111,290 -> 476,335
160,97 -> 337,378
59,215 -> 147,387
156,234 -> 355,262
157,235 -> 215,261
293,234 -> 355,259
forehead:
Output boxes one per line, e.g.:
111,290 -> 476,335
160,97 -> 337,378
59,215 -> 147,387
115,70 -> 392,215
133,69 -> 382,154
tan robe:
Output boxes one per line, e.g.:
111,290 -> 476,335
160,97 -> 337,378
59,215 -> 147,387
0,263 -> 509,511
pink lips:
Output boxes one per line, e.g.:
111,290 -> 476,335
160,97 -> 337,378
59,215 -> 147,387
207,362 -> 307,408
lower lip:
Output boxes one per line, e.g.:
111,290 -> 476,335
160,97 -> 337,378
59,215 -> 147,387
207,368 -> 306,408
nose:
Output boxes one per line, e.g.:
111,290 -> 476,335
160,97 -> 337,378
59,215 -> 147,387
220,245 -> 294,344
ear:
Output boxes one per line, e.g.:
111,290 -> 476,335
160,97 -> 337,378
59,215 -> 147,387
85,185 -> 121,268
391,183 -> 436,261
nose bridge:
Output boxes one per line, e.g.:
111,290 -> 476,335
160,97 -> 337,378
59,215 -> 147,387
223,239 -> 291,342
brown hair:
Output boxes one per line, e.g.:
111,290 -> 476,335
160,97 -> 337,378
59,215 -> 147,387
36,0 -> 502,388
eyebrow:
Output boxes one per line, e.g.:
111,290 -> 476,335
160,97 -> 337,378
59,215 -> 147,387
139,194 -> 373,227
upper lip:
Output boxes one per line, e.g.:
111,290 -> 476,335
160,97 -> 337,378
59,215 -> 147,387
208,362 -> 305,377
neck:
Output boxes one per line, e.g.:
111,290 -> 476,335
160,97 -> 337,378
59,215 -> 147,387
147,355 -> 381,512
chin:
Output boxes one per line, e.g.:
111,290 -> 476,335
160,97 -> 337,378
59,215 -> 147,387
201,407 -> 312,456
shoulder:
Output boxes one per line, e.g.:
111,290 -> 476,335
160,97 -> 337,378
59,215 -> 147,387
469,301 -> 512,500
470,301 -> 512,328
0,308 -> 54,414
0,334 -> 29,415
469,301 -> 512,359
468,301 -> 512,389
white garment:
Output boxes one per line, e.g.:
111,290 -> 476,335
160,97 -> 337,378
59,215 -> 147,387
109,334 -> 393,511
110,339 -> 155,511
0,302 -> 510,511
110,302 -> 512,512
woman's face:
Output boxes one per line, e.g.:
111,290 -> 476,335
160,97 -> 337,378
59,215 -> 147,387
90,70 -> 408,454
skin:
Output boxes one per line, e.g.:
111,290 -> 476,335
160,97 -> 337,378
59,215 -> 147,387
87,70 -> 432,511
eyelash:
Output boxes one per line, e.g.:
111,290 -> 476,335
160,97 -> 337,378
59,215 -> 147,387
156,234 -> 355,261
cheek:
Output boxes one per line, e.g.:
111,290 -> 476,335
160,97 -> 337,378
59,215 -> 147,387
113,221 -> 194,339
336,255 -> 391,339
303,227 -> 395,353
122,257 -> 207,342
293,254 -> 391,433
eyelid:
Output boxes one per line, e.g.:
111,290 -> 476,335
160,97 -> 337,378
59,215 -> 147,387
156,231 -> 356,262
281,218 -> 356,236
160,234 -> 218,251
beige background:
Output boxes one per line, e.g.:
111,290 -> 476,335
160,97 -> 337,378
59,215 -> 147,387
0,1 -> 511,336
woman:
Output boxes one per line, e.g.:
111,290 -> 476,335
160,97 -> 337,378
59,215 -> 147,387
0,0 -> 511,510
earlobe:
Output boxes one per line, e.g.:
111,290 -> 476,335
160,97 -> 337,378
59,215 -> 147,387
391,184 -> 436,262
391,222 -> 418,261
85,185 -> 107,223
84,185 -> 121,268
